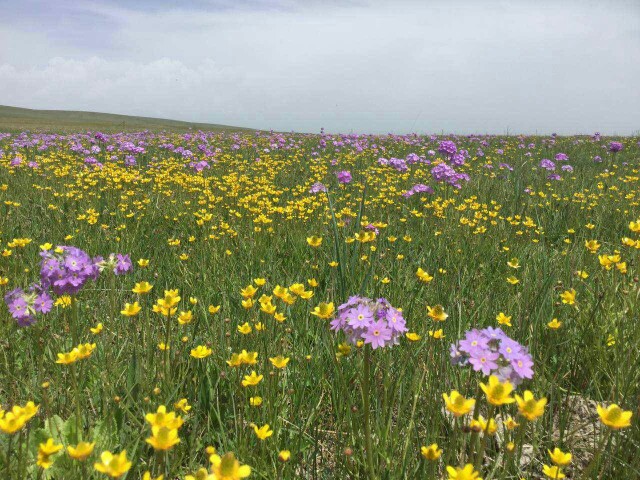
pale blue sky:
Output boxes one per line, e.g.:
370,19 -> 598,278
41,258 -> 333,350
0,0 -> 639,134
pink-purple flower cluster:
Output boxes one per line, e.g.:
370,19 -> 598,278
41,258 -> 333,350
40,246 -> 101,295
330,296 -> 407,349
609,141 -> 623,153
450,327 -> 534,385
4,284 -> 52,327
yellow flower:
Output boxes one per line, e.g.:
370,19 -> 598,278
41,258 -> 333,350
138,258 -> 150,267
191,345 -> 213,359
542,465 -> 565,479
269,355 -> 290,369
548,447 -> 572,466
67,441 -> 96,461
506,276 -> 520,285
146,425 -> 180,450
241,371 -> 263,387
55,295 -> 73,308
504,416 -> 519,430
470,415 -> 497,435
427,305 -> 448,322
278,450 -> 291,462
145,405 -> 184,430
56,348 -> 80,365
142,472 -> 164,480
252,423 -> 273,440
174,398 -> 192,414
405,332 -> 421,341
241,298 -> 254,309
90,323 -> 104,334
240,285 -> 258,298
132,281 -> 153,294
260,301 -> 276,315
306,236 -> 323,247
208,304 -> 221,314
254,278 -> 266,286
178,310 -> 193,325
429,329 -> 445,339
185,468 -> 212,480
496,312 -> 512,326
121,302 -> 142,317
575,270 -> 589,279
420,443 -> 442,461
250,396 -> 263,407
37,438 -> 63,469
446,463 -> 482,480
209,452 -> 251,479
310,302 -> 335,319
237,322 -> 252,334
416,268 -> 434,283
40,242 -> 53,251
480,375 -> 515,406
585,239 -> 601,253
515,391 -> 547,421
559,289 -> 576,305
506,258 -> 520,269
442,390 -> 475,417
597,404 -> 632,429
547,318 -> 562,329
308,278 -> 318,287
76,343 -> 97,360
274,312 -> 286,322
94,450 -> 132,478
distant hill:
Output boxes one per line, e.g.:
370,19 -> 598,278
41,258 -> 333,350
0,105 -> 253,133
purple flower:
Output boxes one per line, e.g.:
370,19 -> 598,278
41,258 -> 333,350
438,140 -> 457,157
363,320 -> 393,349
330,296 -> 406,349
609,141 -> 623,153
539,159 -> 556,171
451,327 -> 534,385
114,254 -> 133,275
309,182 -> 327,194
347,304 -> 374,329
40,246 -> 100,295
4,284 -> 51,327
469,349 -> 500,375
336,170 -> 352,184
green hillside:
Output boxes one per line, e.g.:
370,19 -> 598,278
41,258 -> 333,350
0,105 -> 252,133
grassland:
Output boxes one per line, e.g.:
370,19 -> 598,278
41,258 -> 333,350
0,130 -> 639,479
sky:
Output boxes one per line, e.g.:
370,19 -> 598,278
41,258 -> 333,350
0,0 -> 639,134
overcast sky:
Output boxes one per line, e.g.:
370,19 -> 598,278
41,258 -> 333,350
0,0 -> 639,134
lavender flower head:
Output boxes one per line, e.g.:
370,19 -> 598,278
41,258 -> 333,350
450,327 -> 534,385
40,246 -> 100,295
609,141 -> 623,153
309,182 -> 327,194
336,170 -> 352,184
330,296 -> 407,349
4,284 -> 52,327
438,140 -> 457,157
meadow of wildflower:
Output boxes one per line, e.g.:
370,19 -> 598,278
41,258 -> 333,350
0,130 -> 639,479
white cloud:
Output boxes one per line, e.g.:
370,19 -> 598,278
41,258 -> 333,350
0,0 -> 639,133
